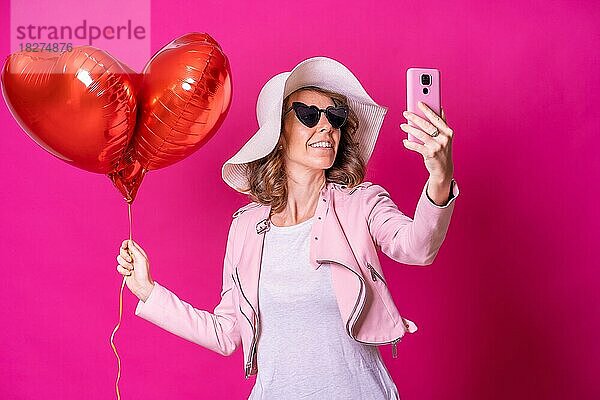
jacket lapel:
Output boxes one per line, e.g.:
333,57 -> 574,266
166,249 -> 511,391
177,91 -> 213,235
313,191 -> 365,335
235,183 -> 364,328
235,205 -> 270,315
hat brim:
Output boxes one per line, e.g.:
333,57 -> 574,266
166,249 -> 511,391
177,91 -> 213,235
222,56 -> 388,194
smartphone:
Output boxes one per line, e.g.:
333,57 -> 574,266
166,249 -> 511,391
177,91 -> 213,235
406,68 -> 441,144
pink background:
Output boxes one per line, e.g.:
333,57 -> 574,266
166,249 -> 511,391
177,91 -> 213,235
1,1 -> 598,399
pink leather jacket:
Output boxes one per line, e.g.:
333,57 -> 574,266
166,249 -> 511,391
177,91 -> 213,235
135,178 -> 460,378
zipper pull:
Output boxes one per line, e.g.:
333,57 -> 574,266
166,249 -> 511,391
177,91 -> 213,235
245,362 -> 252,379
391,338 -> 401,358
367,262 -> 377,281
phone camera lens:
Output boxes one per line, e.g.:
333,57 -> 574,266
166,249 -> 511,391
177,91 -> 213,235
420,74 -> 431,86
422,87 -> 429,95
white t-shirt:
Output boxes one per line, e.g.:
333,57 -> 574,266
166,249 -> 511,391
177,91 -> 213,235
247,216 -> 400,400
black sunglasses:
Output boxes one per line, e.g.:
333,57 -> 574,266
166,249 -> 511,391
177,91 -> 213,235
284,101 -> 349,129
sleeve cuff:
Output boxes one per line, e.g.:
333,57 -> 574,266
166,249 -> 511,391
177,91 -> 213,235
424,178 -> 460,209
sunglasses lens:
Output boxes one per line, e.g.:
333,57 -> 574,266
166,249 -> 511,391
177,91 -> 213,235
327,107 -> 348,128
295,104 -> 320,127
291,102 -> 348,129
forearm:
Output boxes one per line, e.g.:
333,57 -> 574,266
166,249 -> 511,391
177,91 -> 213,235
365,179 -> 459,265
134,281 -> 240,356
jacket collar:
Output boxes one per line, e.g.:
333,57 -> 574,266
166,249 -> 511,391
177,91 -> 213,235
235,181 -> 364,310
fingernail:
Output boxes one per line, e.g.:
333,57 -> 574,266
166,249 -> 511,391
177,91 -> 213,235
402,111 -> 409,117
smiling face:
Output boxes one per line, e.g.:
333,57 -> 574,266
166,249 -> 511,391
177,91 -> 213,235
281,89 -> 341,174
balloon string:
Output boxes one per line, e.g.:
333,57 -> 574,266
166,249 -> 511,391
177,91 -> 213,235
110,202 -> 133,400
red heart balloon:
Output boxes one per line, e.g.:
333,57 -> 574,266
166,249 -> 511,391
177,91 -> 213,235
109,33 -> 233,203
1,46 -> 139,174
2,33 -> 232,204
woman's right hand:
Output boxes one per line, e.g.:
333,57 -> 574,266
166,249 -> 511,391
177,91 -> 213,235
116,239 -> 155,302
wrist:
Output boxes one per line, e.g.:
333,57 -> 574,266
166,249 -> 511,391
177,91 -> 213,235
428,174 -> 453,186
137,282 -> 155,303
426,176 -> 454,206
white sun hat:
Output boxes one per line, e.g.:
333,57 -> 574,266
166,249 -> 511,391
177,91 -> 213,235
221,56 -> 388,194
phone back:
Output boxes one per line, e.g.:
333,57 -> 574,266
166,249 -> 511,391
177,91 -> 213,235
406,68 -> 441,144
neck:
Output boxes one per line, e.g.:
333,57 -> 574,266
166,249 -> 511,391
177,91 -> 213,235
270,173 -> 326,225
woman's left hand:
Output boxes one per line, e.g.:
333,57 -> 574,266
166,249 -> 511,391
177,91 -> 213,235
400,101 -> 454,182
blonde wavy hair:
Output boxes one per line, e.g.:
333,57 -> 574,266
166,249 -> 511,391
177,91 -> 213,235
242,86 -> 365,215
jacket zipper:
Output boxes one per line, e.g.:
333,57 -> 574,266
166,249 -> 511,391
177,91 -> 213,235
318,258 -> 406,358
233,275 -> 256,376
234,268 -> 260,379
391,337 -> 400,358
231,273 -> 254,377
234,258 -> 405,376
366,262 -> 387,285
366,263 -> 402,357
234,227 -> 268,379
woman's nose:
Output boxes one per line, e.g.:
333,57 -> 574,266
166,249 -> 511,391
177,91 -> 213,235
316,113 -> 332,132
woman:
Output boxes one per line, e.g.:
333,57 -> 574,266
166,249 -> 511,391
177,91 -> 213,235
116,56 -> 459,399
